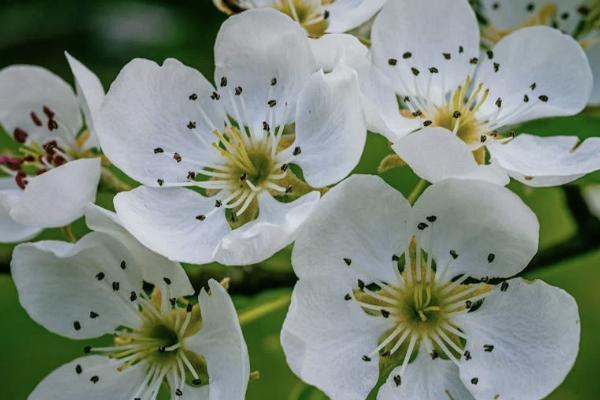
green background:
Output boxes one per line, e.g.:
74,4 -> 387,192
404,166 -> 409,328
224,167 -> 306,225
1,1 -> 599,399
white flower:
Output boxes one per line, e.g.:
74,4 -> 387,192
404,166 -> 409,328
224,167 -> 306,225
479,0 -> 600,105
97,9 -> 366,266
369,0 -> 599,187
0,53 -> 103,242
212,0 -> 385,36
11,205 -> 249,400
282,175 -> 580,400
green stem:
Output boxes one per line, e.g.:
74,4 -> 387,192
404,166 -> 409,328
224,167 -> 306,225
238,292 -> 291,326
62,225 -> 76,243
407,179 -> 428,205
100,167 -> 133,193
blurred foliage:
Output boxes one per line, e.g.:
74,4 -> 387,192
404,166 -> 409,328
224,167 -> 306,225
0,0 -> 599,399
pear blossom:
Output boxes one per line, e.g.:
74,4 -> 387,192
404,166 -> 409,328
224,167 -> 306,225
282,175 -> 580,400
369,0 -> 600,187
478,0 -> 600,105
97,8 -> 366,265
0,53 -> 103,242
11,205 -> 249,400
212,0 -> 385,37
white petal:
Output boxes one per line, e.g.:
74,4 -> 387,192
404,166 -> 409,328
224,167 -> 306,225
291,66 -> 367,187
585,39 -> 600,105
412,179 -> 538,279
309,34 -> 369,73
392,128 -> 509,185
11,234 -> 144,339
282,278 -> 394,400
186,280 -> 249,400
97,58 -> 226,186
0,65 -> 82,146
84,204 -> 194,300
65,52 -> 105,149
214,191 -> 320,266
371,0 -> 480,105
377,351 -> 474,400
292,174 -> 411,288
9,158 -> 101,228
488,134 -> 600,187
455,279 -> 580,400
114,186 -> 230,265
325,0 -> 386,33
0,179 -> 41,242
214,8 -> 316,131
476,26 -> 592,126
29,356 -> 148,400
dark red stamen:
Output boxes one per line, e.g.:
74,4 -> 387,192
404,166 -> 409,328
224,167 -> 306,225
30,112 -> 43,127
15,171 -> 28,189
0,155 -> 23,171
43,105 -> 55,119
13,128 -> 28,143
52,155 -> 66,167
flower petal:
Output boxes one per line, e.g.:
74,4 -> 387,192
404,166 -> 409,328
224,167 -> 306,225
9,158 -> 101,228
377,351 -> 474,400
282,278 -> 394,400
214,191 -> 320,266
84,204 -> 194,301
309,33 -> 369,73
114,186 -> 230,265
371,0 -> 480,105
585,39 -> 600,105
186,280 -> 249,400
0,179 -> 42,242
214,8 -> 316,131
97,58 -> 226,186
65,52 -> 105,149
325,0 -> 386,33
455,279 -> 580,400
412,179 -> 538,279
291,66 -> 366,187
11,233 -> 144,339
488,134 -> 600,187
29,356 -> 148,400
392,128 -> 509,185
476,26 -> 592,126
583,184 -> 600,220
0,64 -> 82,145
292,174 -> 411,288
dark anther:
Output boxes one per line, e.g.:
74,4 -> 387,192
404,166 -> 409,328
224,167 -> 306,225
343,258 -> 352,266
189,93 -> 198,101
411,67 -> 420,76
73,321 -> 81,331
357,279 -> 365,291
417,222 -> 428,230
431,350 -> 439,359
495,97 -> 502,108
263,121 -> 270,131
486,50 -> 494,59
443,52 -> 451,60
500,281 -> 509,292
403,52 -> 412,59
130,291 -> 138,302
31,112 -> 42,126
392,254 -> 400,261
196,215 -> 206,221
48,119 -> 58,131
362,355 -> 371,362
493,62 -> 500,72
403,96 -> 410,102
471,377 -> 479,385
484,344 -> 494,352
381,310 -> 390,318
480,135 -> 487,143
187,121 -> 196,129
388,58 -> 398,66
235,86 -> 243,96
112,282 -> 120,291
453,111 -> 462,118
492,2 -> 499,9
268,99 -> 277,107
240,172 -> 247,181
423,120 -> 432,126
170,298 -> 177,307
450,250 -> 459,259
578,5 -> 590,15
412,110 -> 423,117
293,146 -> 302,156
530,82 -> 537,90
173,152 -> 182,163
426,215 -> 437,222
192,378 -> 202,386
95,272 -> 105,281
465,300 -> 473,309
76,364 -> 82,374
523,94 -> 529,103
459,45 -> 464,53
176,388 -> 183,396
281,164 -> 289,172
90,376 -> 99,384
464,350 -> 472,360
526,3 -> 535,12
215,200 -> 222,208
394,375 -> 401,387
211,91 -> 220,101
157,179 -> 164,186
84,345 -> 92,354
186,303 -> 193,312
429,67 -> 439,74
271,77 -> 278,86
163,277 -> 172,285
90,311 -> 99,319
13,128 -> 29,143
470,57 -> 479,64
487,253 -> 495,263
43,106 -> 55,119
220,77 -> 228,87
344,293 -> 352,301
538,95 -> 549,102
187,171 -> 196,180
323,10 -> 330,19
120,260 -> 127,270
154,147 -> 164,154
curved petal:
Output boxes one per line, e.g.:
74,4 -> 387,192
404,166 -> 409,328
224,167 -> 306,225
455,279 -> 580,400
292,174 -> 411,288
214,190 -> 320,266
66,52 -> 105,149
0,179 -> 42,242
585,39 -> 600,105
214,8 -> 316,131
371,0 -> 480,105
488,134 -> 600,187
186,280 -> 249,400
282,278 -> 394,400
9,158 -> 101,228
392,128 -> 509,185
377,351 -> 474,400
97,58 -> 226,186
309,33 -> 369,73
476,26 -> 592,126
325,0 -> 386,33
291,66 -> 367,187
412,179 -> 538,280
114,186 -> 230,265
11,234 -> 144,339
0,64 -> 82,146
84,204 -> 194,301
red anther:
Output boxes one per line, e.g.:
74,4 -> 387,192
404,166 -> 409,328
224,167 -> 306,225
24,155 -> 35,162
36,168 -> 47,176
13,128 -> 28,143
15,171 -> 28,189
43,105 -> 55,119
30,112 -> 43,127
43,140 -> 58,155
53,155 -> 66,167
0,155 -> 23,171
47,119 -> 58,131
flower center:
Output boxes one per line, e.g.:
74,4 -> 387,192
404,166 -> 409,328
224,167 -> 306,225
348,238 -> 493,376
274,0 -> 332,37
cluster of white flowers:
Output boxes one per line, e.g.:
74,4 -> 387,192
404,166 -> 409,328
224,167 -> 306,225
1,0 -> 598,399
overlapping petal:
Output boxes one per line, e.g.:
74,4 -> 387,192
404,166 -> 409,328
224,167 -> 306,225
0,178 -> 42,242
325,0 -> 386,33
